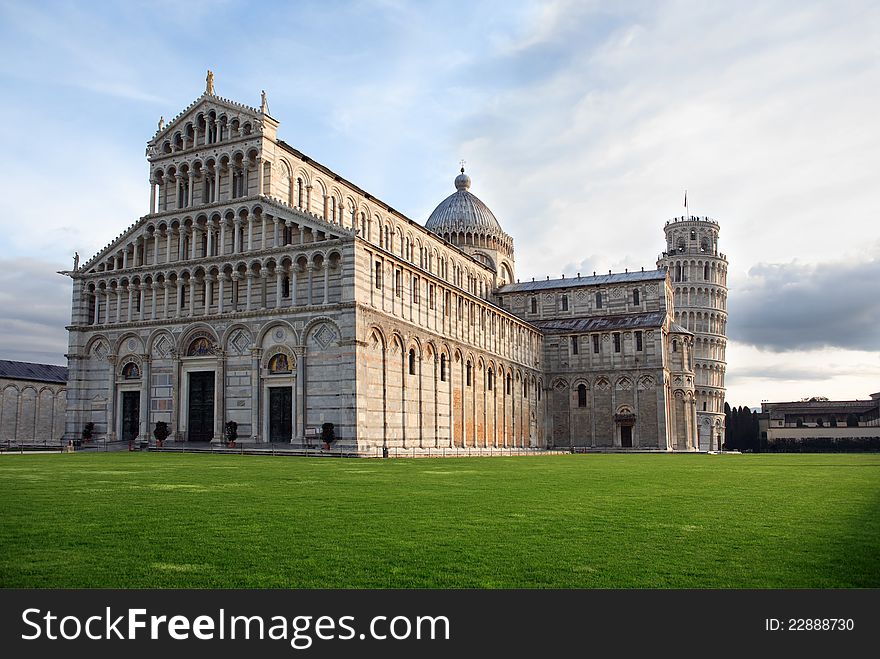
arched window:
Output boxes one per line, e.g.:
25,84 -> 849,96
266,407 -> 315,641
571,336 -> 579,355
690,230 -> 696,240
577,384 -> 587,408
675,264 -> 682,282
440,355 -> 447,382
122,362 -> 140,379
408,349 -> 416,375
282,276 -> 290,298
561,295 -> 568,311
530,297 -> 537,314
268,353 -> 291,374
506,374 -> 512,395
704,264 -> 709,280
487,368 -> 494,390
672,339 -> 678,353
296,178 -> 304,207
632,289 -> 640,306
595,292 -> 602,309
466,361 -> 472,386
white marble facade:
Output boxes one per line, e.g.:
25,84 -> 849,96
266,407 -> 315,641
64,77 -> 701,452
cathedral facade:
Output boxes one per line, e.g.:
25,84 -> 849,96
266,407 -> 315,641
64,80 -> 708,453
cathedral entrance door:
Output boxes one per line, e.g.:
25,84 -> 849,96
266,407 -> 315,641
187,371 -> 215,442
121,391 -> 139,442
620,425 -> 633,448
269,387 -> 292,442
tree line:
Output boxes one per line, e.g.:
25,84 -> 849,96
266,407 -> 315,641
724,403 -> 760,451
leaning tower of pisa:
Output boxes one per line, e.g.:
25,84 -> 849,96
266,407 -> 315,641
658,216 -> 728,450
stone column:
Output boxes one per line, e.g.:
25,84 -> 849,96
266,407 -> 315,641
203,275 -> 212,315
206,221 -> 214,257
178,228 -> 187,261
294,346 -> 305,443
93,293 -> 100,325
187,280 -> 195,317
233,219 -> 242,253
153,233 -> 160,266
164,282 -> 172,319
231,273 -> 241,312
138,285 -> 146,321
219,220 -> 227,256
165,230 -> 173,264
256,157 -> 264,195
140,355 -> 151,441
151,282 -> 160,320
172,355 -> 182,441
260,271 -> 268,309
250,348 -> 261,442
218,274 -> 226,314
115,289 -> 122,324
107,355 -> 117,441
214,351 -> 226,442
285,220 -> 293,246
322,263 -> 330,304
273,217 -> 280,247
275,271 -> 283,308
175,281 -> 183,317
122,246 -> 129,269
241,162 -> 249,196
289,269 -> 297,307
323,194 -> 329,220
125,285 -> 132,322
149,177 -> 157,214
307,266 -> 314,306
245,272 -> 254,311
190,226 -> 198,260
187,172 -> 195,208
262,214 -> 269,250
175,175 -> 182,210
246,217 -> 253,252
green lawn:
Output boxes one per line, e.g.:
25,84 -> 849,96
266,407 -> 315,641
0,452 -> 877,588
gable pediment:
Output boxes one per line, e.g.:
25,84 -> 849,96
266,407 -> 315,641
147,93 -> 266,155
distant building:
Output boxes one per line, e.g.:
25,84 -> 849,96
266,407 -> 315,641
0,360 -> 68,442
759,394 -> 880,444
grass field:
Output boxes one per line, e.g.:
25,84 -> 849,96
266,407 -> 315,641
0,452 -> 877,588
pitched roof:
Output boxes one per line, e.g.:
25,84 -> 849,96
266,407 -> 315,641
0,360 -> 68,384
497,269 -> 666,294
531,311 -> 668,334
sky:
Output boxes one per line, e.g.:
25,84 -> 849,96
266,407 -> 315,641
0,0 -> 877,407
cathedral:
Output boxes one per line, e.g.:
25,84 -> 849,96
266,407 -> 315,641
64,77 -> 728,453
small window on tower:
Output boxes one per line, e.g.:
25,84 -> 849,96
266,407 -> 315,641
633,289 -> 640,306
571,336 -> 579,355
593,334 -> 600,354
613,333 -> 621,353
595,292 -> 602,309
530,297 -> 537,314
561,295 -> 568,311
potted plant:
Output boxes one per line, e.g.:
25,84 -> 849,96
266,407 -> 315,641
321,422 -> 335,450
79,422 -> 94,448
224,420 -> 238,448
153,421 -> 170,448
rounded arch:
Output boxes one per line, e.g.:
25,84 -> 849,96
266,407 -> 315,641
254,319 -> 298,348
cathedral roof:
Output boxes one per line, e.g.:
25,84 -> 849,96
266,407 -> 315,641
497,269 -> 666,293
425,169 -> 505,236
0,359 -> 68,383
531,311 -> 668,334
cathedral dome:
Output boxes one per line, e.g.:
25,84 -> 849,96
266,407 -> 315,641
426,169 -> 504,235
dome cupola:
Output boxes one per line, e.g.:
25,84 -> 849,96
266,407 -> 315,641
425,167 -> 515,284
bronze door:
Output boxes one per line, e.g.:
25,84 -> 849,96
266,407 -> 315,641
187,371 -> 215,442
269,387 -> 292,442
121,391 -> 139,442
